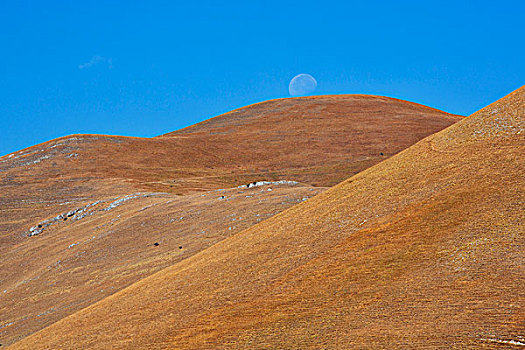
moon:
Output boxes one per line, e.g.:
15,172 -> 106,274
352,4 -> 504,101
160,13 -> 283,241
288,73 -> 317,96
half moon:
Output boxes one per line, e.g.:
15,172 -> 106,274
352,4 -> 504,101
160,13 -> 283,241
289,73 -> 317,96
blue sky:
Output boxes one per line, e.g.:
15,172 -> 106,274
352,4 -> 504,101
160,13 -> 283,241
1,1 -> 524,156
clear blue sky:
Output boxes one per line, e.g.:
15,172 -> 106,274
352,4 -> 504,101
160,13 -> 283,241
1,1 -> 524,156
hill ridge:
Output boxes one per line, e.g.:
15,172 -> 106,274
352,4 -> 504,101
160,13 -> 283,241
162,94 -> 461,137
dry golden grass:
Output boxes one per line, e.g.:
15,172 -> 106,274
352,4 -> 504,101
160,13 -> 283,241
8,87 -> 524,349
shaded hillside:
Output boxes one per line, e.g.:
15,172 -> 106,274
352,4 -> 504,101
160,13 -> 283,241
0,95 -> 461,346
0,182 -> 325,346
10,86 -> 523,349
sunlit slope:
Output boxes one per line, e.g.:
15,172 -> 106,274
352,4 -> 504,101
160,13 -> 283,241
12,87 -> 523,349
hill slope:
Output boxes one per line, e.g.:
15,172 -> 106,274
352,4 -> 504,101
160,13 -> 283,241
10,86 -> 523,349
1,95 -> 460,239
0,96 -> 461,345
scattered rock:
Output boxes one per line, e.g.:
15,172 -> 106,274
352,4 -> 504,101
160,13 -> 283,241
27,193 -> 158,237
239,180 -> 299,189
104,194 -> 140,211
153,242 -> 159,247
179,246 -> 183,249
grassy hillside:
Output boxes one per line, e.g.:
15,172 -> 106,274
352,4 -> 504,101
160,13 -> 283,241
10,86 -> 523,349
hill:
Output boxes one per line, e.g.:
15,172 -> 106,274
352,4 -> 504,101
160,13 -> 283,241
0,95 -> 461,346
8,86 -> 523,349
0,95 -> 460,239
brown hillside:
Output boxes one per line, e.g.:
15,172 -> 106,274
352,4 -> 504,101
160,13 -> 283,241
0,95 -> 460,346
1,95 -> 460,239
9,86 -> 523,349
